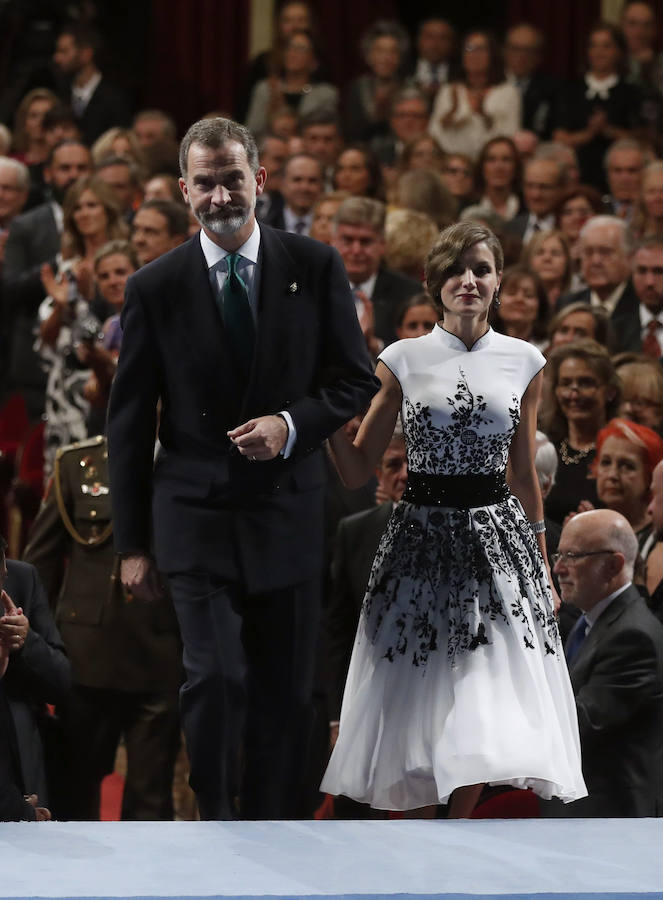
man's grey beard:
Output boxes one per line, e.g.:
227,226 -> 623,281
194,204 -> 253,235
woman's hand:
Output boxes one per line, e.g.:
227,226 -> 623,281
441,84 -> 459,128
40,264 -> 69,309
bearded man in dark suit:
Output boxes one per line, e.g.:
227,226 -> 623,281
107,117 -> 379,821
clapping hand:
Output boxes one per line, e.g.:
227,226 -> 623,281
0,589 -> 19,676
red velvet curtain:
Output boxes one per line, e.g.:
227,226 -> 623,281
506,0 -> 602,80
146,0 -> 250,135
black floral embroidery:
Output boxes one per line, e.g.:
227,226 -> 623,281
363,372 -> 560,668
402,371 -> 520,475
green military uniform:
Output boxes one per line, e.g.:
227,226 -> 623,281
23,435 -> 182,820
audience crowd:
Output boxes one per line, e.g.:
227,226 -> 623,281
2,1 -> 663,823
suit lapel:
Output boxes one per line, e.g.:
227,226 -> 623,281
569,587 -> 637,682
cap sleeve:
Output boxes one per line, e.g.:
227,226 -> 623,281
377,340 -> 406,388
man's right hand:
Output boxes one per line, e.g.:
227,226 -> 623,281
120,554 -> 165,603
26,794 -> 51,821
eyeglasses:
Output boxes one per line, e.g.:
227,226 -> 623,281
551,549 -> 617,565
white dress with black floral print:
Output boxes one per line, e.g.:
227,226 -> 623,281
321,326 -> 586,810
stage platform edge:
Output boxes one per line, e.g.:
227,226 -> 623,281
0,819 -> 661,899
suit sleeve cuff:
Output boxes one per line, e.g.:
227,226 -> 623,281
278,410 -> 297,459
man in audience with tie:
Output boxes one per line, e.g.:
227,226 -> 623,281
633,236 -> 663,357
107,116 -> 379,821
557,216 -> 641,352
547,508 -> 663,817
505,156 -> 565,244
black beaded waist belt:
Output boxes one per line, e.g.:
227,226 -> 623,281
403,471 -> 510,508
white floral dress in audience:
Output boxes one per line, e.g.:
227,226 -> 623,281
321,325 -> 586,810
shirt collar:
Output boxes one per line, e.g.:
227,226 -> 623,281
199,219 -> 260,269
72,71 -> 102,104
584,581 -> 631,627
640,303 -> 663,328
434,324 -> 493,352
589,281 -> 626,317
351,272 -> 378,299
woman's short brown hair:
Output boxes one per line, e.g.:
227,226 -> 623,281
425,221 -> 504,309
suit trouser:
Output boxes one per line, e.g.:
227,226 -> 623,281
60,685 -> 181,821
167,572 -> 320,820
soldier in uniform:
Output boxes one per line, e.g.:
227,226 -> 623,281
23,435 -> 182,820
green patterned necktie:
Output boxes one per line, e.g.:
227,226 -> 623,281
220,252 -> 255,379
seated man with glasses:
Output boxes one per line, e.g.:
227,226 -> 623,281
545,507 -> 663,817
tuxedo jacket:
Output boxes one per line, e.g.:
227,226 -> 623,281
325,502 -> 392,719
566,585 -> 663,817
521,73 -> 558,139
108,225 -> 380,593
557,281 -> 641,353
372,267 -> 422,346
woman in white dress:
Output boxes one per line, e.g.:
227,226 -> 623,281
321,222 -> 586,817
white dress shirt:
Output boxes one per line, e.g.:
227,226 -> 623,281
199,223 -> 296,457
283,207 -> 313,236
589,281 -> 627,318
71,71 -> 102,114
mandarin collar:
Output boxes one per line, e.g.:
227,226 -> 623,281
435,324 -> 493,352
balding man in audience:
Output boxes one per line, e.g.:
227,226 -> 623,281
332,197 -> 420,348
505,156 -> 565,243
549,508 -> 663,816
558,216 -> 640,351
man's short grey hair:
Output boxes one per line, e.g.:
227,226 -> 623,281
333,197 -> 386,235
361,20 -> 410,64
535,430 -> 558,497
579,214 -> 635,256
179,117 -> 260,178
604,138 -> 644,171
0,156 -> 29,191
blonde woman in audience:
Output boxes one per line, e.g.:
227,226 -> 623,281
523,229 -> 573,310
91,126 -> 145,168
615,355 -> 663,433
37,176 -> 128,475
10,88 -> 58,165
385,209 -> 438,281
429,30 -> 521,159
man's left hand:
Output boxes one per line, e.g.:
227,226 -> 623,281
0,590 -> 26,658
228,415 -> 288,461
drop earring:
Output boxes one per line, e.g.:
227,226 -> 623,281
492,290 -> 500,309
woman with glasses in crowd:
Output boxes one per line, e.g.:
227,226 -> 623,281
429,30 -> 520,160
540,340 -> 621,524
